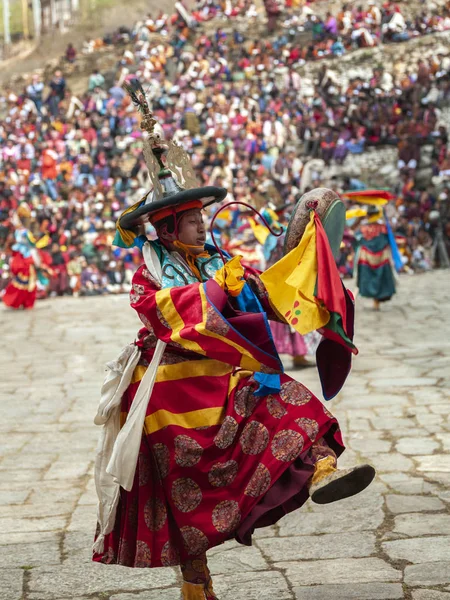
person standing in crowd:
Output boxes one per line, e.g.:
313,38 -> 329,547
40,142 -> 59,201
49,242 -> 69,296
47,70 -> 66,116
88,69 -> 106,91
26,74 -> 45,113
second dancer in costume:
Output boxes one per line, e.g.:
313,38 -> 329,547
2,228 -> 40,310
354,205 -> 397,311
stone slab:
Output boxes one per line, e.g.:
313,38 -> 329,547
214,571 -> 292,600
415,455 -> 450,472
0,489 -> 30,505
294,583 -> 404,600
111,592 -> 181,600
0,515 -> 68,534
348,438 -> 392,453
368,453 -> 415,473
383,536 -> 450,563
0,539 -> 61,568
0,569 -> 24,600
386,494 -> 445,514
280,558 -> 401,586
379,473 -> 436,495
393,514 -> 450,537
370,378 -> 438,388
278,493 -> 384,536
27,563 -> 177,599
412,592 -> 450,600
396,437 -> 440,455
257,532 -> 376,561
405,562 -> 450,586
207,543 -> 268,574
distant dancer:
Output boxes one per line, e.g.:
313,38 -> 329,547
2,229 -> 40,310
355,206 -> 396,310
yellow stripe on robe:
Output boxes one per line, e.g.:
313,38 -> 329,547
228,369 -> 253,395
144,406 -> 225,435
195,284 -> 264,373
155,288 -> 206,355
131,359 -> 233,385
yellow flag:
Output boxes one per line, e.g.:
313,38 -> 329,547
248,217 -> 270,245
345,196 -> 388,206
260,213 -> 329,335
346,208 -> 367,220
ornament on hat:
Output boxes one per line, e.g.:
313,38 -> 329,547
115,79 -> 227,247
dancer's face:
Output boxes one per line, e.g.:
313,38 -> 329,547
177,208 -> 206,254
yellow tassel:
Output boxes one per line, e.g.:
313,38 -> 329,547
181,582 -> 208,599
310,455 -> 337,488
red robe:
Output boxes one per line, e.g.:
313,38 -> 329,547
93,265 -> 344,568
2,252 -> 37,309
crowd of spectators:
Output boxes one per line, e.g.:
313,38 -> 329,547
0,0 -> 449,301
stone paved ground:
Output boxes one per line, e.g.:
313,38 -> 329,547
1,270 -> 449,600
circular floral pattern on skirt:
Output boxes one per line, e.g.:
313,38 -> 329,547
174,435 -> 203,467
161,541 -> 180,566
152,443 -> 170,479
208,460 -> 239,487
134,540 -> 152,568
244,463 -> 272,497
181,526 -> 209,556
144,497 -> 167,531
272,429 -> 304,462
234,385 -> 257,417
239,421 -> 269,455
172,478 -> 202,513
279,380 -> 312,406
212,500 -> 241,533
138,452 -> 152,487
295,417 -> 319,442
266,396 -> 287,419
214,416 -> 239,449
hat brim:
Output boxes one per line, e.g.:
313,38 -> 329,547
119,186 -> 228,230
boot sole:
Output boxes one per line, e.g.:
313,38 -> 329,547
311,464 -> 376,505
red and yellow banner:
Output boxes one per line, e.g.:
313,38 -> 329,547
260,213 -> 329,335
